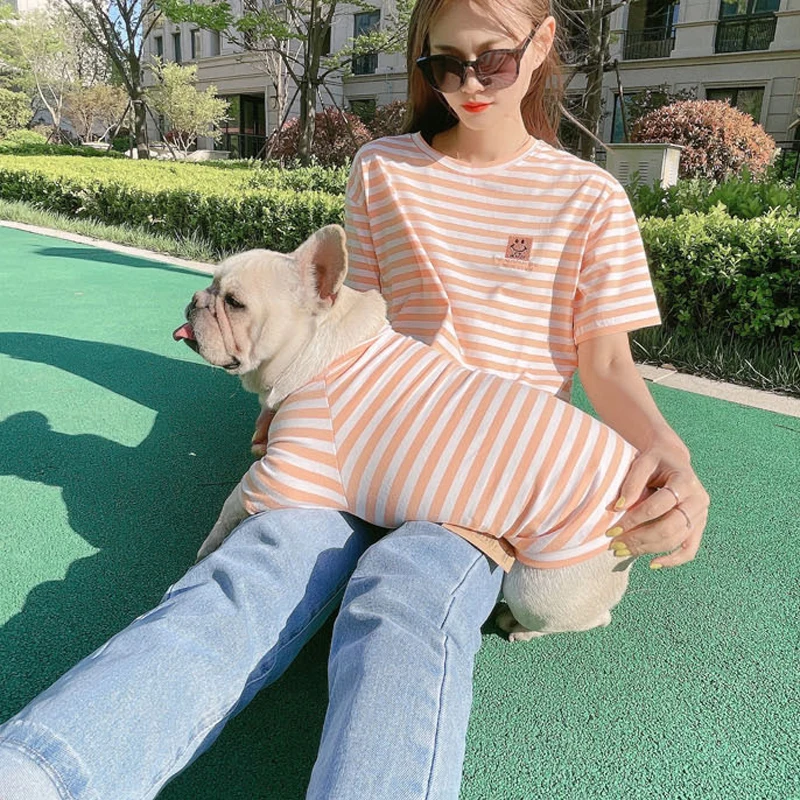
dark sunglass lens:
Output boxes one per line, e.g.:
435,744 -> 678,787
476,51 -> 518,88
429,55 -> 464,92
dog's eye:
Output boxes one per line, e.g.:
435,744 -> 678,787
225,294 -> 245,309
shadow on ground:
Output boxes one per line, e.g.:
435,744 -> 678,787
0,332 -> 333,799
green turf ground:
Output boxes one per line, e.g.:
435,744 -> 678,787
0,224 -> 798,799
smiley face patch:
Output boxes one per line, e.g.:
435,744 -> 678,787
505,235 -> 531,261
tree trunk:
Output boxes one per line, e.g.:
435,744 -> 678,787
580,5 -> 606,161
297,81 -> 315,165
132,95 -> 149,159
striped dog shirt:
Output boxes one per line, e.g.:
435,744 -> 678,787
237,326 -> 636,569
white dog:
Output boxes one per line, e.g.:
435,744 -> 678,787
174,225 -> 640,641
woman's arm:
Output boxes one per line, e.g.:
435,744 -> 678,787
578,331 -> 710,568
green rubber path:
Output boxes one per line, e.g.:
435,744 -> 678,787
1,225 -> 798,799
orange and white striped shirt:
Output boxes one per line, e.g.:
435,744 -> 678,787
345,133 -> 662,401
238,327 -> 637,569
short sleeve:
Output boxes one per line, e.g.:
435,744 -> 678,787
573,179 -> 662,346
344,151 -> 382,293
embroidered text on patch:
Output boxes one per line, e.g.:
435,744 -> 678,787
505,235 -> 531,261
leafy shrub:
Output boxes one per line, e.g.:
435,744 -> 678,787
628,173 -> 800,219
244,163 -> 349,194
0,89 -> 32,138
368,100 -> 408,140
271,108 -> 371,167
631,100 -> 776,181
640,206 -> 800,348
0,129 -> 48,148
0,130 -> 123,157
0,154 -> 344,255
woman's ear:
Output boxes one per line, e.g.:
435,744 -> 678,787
292,225 -> 348,311
530,16 -> 556,68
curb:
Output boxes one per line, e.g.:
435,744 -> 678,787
3,218 -> 799,420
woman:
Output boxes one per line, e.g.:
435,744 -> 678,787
0,1 -> 709,798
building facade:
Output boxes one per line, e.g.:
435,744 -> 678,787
143,0 -> 800,153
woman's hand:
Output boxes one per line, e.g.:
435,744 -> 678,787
607,438 -> 710,569
251,406 -> 275,458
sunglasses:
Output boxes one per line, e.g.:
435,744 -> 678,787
416,30 -> 536,94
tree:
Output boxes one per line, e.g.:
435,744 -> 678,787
145,59 -> 229,155
158,0 -> 413,164
57,0 -> 164,157
64,82 -> 129,141
555,0 -> 623,161
0,2 -> 107,140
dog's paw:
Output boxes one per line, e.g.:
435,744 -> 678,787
508,628 -> 546,643
495,606 -> 546,642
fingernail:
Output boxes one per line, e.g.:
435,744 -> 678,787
614,496 -> 626,510
613,548 -> 632,558
650,562 -> 664,570
606,526 -> 624,538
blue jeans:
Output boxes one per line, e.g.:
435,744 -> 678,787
0,510 -> 503,800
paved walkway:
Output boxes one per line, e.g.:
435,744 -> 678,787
1,221 -> 798,800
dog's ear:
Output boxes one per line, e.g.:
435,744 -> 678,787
292,225 -> 348,311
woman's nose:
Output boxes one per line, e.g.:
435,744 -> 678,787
461,66 -> 485,94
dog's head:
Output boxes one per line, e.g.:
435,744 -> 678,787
173,225 -> 348,378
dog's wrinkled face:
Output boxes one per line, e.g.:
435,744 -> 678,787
173,225 -> 348,379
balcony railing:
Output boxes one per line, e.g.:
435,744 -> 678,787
623,27 -> 676,60
715,14 -> 777,52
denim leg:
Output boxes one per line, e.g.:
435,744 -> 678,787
0,509 -> 378,800
308,522 -> 504,800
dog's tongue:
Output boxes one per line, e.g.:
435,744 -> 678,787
173,322 -> 196,342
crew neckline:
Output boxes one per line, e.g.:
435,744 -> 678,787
411,131 -> 541,173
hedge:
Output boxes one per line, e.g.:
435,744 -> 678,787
1,154 -> 798,348
0,155 -> 344,253
640,207 -> 800,349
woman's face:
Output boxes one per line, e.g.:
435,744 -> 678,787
426,0 -> 554,135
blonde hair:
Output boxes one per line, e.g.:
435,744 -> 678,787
403,0 -> 563,145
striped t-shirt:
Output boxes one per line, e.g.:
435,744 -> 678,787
345,133 -> 662,401
238,327 -> 637,569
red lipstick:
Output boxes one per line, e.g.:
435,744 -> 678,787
463,102 -> 491,113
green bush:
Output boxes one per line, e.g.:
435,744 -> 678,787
0,131 -> 125,158
627,173 -> 800,220
0,90 -> 32,138
0,154 -> 344,253
640,206 -> 800,349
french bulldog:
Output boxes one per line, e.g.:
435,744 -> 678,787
174,225 -> 641,641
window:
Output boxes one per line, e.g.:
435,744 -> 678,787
611,94 -> 638,142
623,0 -> 679,59
706,86 -> 765,122
191,29 -> 200,60
715,0 -> 778,52
353,10 -> 380,75
210,31 -> 221,57
155,36 -> 164,58
172,32 -> 182,63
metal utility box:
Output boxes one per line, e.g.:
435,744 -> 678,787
604,143 -> 684,187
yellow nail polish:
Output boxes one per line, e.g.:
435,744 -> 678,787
613,548 -> 632,558
606,526 -> 624,538
650,562 -> 663,570
614,496 -> 626,510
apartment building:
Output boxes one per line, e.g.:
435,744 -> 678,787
144,0 -> 800,154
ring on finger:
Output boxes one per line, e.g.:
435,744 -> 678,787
662,486 -> 680,505
674,505 -> 692,530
